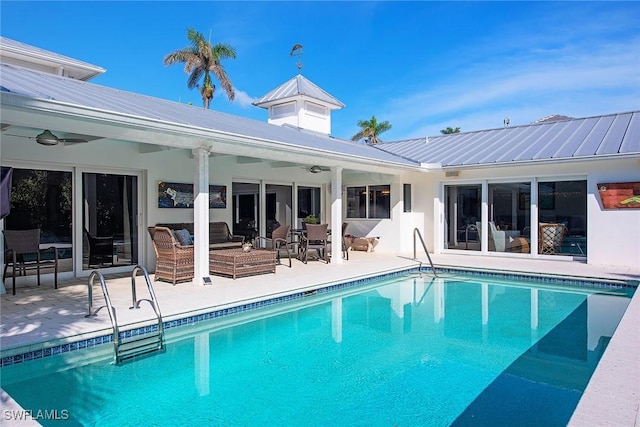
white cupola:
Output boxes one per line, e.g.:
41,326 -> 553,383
253,74 -> 344,135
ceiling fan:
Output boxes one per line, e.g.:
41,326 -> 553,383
4,129 -> 89,146
33,130 -> 88,146
306,165 -> 331,174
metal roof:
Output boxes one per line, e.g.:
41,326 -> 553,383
375,112 -> 640,168
0,36 -> 105,81
253,74 -> 345,109
0,63 -> 415,168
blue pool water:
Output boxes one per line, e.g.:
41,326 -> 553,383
1,272 -> 634,426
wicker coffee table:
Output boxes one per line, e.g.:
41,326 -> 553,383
209,248 -> 277,279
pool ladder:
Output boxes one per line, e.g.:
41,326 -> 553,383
413,228 -> 439,277
86,265 -> 164,364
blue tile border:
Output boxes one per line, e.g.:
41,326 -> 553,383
424,266 -> 638,290
1,267 -> 635,367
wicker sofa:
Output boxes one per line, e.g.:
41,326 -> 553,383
155,222 -> 244,250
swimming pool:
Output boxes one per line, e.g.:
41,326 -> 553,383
1,271 -> 634,426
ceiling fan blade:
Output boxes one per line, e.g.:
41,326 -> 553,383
59,138 -> 88,144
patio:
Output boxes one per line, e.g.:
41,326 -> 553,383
1,252 -> 639,426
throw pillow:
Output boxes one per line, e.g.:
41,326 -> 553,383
174,228 -> 193,246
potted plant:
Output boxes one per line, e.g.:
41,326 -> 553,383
302,214 -> 317,229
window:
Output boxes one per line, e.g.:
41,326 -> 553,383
272,102 -> 295,119
298,186 -> 321,221
346,185 -> 391,219
403,184 -> 412,212
304,101 -> 327,117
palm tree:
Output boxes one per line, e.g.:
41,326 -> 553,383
351,116 -> 392,144
164,28 -> 237,109
440,127 -> 461,134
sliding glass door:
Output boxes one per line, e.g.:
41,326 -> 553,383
537,180 -> 587,256
444,184 -> 481,251
4,168 -> 73,274
488,182 -> 531,254
444,179 -> 586,257
82,172 -> 139,271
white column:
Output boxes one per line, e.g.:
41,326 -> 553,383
330,166 -> 343,264
193,146 -> 210,284
259,180 -> 266,238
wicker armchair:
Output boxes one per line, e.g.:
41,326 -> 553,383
150,226 -> 194,285
539,223 -> 568,255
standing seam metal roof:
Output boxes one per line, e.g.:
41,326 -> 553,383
376,112 -> 640,167
0,64 -> 414,167
252,74 -> 345,108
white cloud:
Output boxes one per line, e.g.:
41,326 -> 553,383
380,37 -> 640,139
232,88 -> 256,108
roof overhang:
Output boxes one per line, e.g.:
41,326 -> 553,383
0,41 -> 105,81
0,92 -> 424,175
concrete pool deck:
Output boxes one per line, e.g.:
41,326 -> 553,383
1,252 -> 639,426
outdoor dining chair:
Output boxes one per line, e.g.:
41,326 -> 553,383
84,228 -> 114,267
2,228 -> 58,295
253,224 -> 295,267
299,223 -> 330,264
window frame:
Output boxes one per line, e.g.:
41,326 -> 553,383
346,184 -> 391,219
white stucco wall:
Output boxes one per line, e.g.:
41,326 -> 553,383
585,159 -> 640,268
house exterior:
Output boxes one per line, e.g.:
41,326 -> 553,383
1,36 -> 638,292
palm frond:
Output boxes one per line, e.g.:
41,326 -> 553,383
187,68 -> 204,89
165,27 -> 237,108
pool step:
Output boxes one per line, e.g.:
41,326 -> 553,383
117,333 -> 164,362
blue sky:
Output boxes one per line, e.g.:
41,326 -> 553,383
1,1 -> 639,141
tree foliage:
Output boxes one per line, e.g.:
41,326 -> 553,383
351,116 -> 392,144
440,127 -> 461,134
164,28 -> 237,109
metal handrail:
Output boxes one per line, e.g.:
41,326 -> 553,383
85,266 -> 164,364
130,265 -> 164,343
413,228 -> 439,277
85,271 -> 120,355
